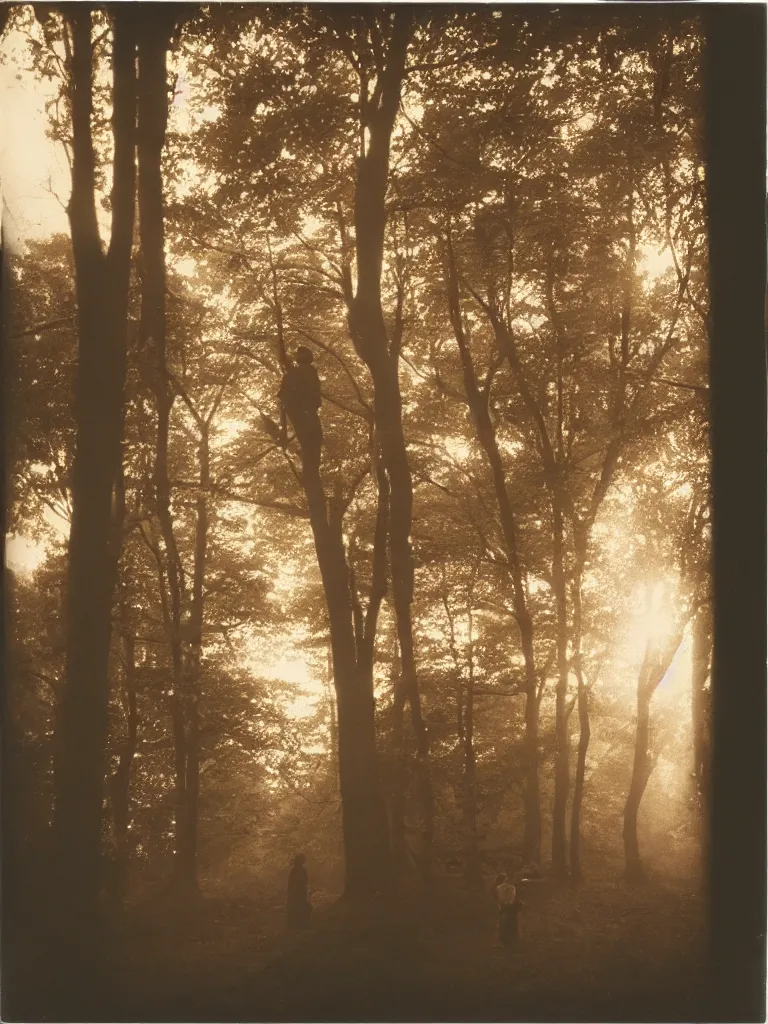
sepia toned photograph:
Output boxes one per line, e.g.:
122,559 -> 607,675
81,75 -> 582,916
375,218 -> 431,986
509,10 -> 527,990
1,3 -> 764,1022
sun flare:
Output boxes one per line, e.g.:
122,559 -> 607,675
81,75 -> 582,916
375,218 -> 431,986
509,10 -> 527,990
4,12 -> 714,1010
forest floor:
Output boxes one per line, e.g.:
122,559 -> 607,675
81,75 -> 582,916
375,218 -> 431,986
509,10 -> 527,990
94,871 -> 708,1023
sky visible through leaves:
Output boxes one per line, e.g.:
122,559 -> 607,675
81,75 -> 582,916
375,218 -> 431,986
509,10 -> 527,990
2,7 -> 710,896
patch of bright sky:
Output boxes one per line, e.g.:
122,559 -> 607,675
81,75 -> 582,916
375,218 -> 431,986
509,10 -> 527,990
0,29 -> 71,247
638,242 -> 676,281
6,504 -> 69,575
442,435 -> 472,463
171,254 -> 199,278
498,437 -> 523,459
622,578 -> 681,667
6,534 -> 49,575
240,622 -> 324,721
211,417 -> 248,449
2,22 -> 703,737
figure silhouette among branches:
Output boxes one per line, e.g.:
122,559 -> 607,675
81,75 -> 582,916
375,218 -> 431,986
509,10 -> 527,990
279,346 -> 323,470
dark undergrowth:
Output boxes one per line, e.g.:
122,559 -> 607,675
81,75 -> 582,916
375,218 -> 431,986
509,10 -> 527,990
6,872 -> 709,1022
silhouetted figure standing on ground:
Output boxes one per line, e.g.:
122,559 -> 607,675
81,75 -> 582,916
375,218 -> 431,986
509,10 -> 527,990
287,853 -> 312,930
279,347 -> 322,471
495,873 -> 524,946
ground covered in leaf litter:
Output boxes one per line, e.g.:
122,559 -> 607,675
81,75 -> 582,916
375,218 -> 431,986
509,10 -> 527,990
105,872 -> 707,1023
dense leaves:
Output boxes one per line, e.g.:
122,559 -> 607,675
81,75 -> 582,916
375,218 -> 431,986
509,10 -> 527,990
6,4 -> 709,905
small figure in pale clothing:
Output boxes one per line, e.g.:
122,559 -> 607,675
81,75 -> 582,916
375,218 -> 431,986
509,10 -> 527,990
495,872 -> 524,946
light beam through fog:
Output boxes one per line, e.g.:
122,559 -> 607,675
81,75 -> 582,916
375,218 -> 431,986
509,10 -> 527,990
3,8 -> 713,1021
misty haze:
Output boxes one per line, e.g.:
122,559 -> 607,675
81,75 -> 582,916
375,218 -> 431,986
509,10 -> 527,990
2,4 -> 733,1022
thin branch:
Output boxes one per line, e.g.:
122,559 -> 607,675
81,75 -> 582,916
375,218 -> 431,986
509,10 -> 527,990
9,315 -> 77,340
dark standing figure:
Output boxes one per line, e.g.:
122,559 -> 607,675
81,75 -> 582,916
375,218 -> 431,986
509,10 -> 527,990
287,853 -> 312,930
279,347 -> 323,471
495,873 -> 524,946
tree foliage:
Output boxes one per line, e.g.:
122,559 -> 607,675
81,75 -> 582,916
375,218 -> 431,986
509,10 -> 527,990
5,4 -> 710,920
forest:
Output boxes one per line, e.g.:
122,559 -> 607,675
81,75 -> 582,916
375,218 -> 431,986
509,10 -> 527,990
1,4 -> 764,1023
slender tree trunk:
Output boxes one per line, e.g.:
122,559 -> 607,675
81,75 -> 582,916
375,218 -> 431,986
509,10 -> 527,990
484,415 -> 542,867
108,628 -> 138,905
624,679 -> 652,882
481,306 -> 567,870
691,604 -> 711,788
691,604 -> 711,885
705,14 -> 766,1017
174,712 -> 199,892
390,637 -> 408,871
136,16 -> 199,894
569,664 -> 590,881
463,608 -> 482,888
298,457 -> 392,897
550,496 -> 570,877
346,12 -> 433,874
174,428 -> 209,892
53,9 -> 136,991
443,242 -> 542,865
623,640 -> 677,881
522,690 -> 542,865
569,551 -> 591,881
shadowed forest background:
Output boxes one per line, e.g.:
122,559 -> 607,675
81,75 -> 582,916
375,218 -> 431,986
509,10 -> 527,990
0,4 -> 763,1022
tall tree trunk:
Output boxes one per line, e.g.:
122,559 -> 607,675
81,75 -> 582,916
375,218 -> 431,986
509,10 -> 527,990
463,607 -> 482,888
443,240 -> 542,865
174,427 -> 209,892
323,644 -> 344,871
346,12 -> 433,873
691,603 -> 711,886
136,14 -> 197,894
108,625 -> 138,906
483,309 -> 565,871
691,604 -> 711,789
53,8 -> 136,992
705,13 -> 766,1018
296,450 -> 392,897
550,496 -> 570,877
623,636 -> 680,881
546,261 -> 571,879
623,662 -> 653,882
522,689 -> 542,865
569,547 -> 591,881
390,636 -> 408,871
478,427 -> 542,866
569,663 -> 590,882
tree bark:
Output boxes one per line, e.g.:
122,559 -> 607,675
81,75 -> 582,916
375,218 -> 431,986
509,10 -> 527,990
623,635 -> 681,881
284,412 -> 392,895
390,636 -> 408,871
569,663 -> 590,882
443,238 -> 542,866
546,264 -> 572,879
691,604 -> 711,790
462,606 -> 482,888
108,621 -> 138,906
461,300 -> 558,870
550,493 -> 570,877
52,9 -> 136,990
473,164 -> 637,877
136,14 -> 202,895
569,543 -> 591,881
705,13 -> 766,1017
568,573 -> 590,881
623,660 -> 653,882
345,12 -> 434,873
174,426 -> 209,891
691,603 -> 711,885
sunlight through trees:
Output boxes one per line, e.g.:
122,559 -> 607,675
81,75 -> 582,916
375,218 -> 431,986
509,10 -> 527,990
2,5 -> 723,1020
